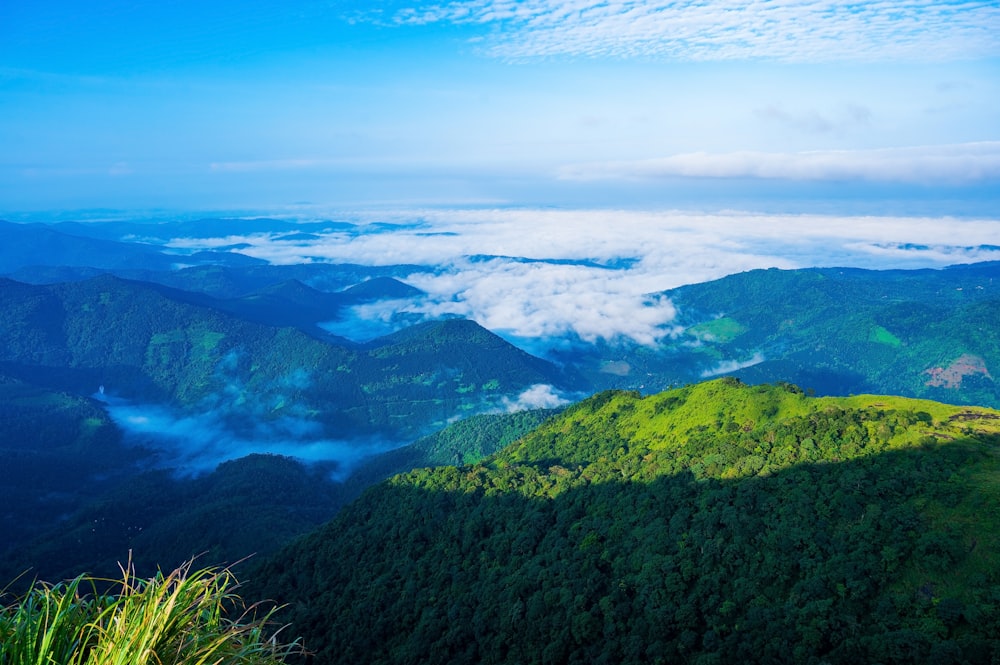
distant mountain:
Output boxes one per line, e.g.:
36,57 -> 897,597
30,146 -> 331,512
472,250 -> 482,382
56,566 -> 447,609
0,275 -> 580,439
198,277 -> 423,338
571,263 -> 1000,409
48,217 -> 350,242
0,219 -> 264,273
5,261 -> 431,302
250,379 -> 1000,664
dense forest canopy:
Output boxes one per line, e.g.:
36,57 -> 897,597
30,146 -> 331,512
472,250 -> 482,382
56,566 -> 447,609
250,379 -> 1000,664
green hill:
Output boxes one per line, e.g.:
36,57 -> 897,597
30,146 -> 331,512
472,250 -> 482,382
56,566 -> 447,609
342,408 -> 561,495
574,263 -> 1000,409
0,275 -> 582,439
249,379 -> 1000,664
0,454 -> 346,585
0,374 -> 138,550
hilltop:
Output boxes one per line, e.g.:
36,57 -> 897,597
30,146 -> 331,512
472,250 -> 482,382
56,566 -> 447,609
574,262 -> 1000,409
250,379 -> 1000,664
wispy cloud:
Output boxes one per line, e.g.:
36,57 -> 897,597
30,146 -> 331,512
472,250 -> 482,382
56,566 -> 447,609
701,352 -> 766,378
209,158 -> 337,173
501,383 -> 573,412
106,399 -> 403,480
387,0 -> 1000,62
559,142 -> 1000,185
754,104 -> 872,137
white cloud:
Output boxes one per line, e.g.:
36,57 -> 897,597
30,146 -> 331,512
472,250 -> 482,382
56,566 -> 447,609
501,383 -> 573,412
701,352 -> 766,378
104,399 -> 406,479
387,0 -> 1000,62
165,207 -> 1000,349
558,142 -> 1000,185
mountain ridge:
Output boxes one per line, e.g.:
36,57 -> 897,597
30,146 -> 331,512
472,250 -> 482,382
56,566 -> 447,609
249,379 -> 1000,664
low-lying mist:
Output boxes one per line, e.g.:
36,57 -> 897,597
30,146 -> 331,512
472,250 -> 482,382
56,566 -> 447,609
96,394 -> 407,481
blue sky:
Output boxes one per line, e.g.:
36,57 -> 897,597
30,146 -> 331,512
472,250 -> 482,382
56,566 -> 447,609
1,0 -> 998,214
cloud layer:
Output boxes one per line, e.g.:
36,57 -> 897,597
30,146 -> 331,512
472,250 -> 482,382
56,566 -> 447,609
559,142 -> 1000,185
169,208 -> 1000,349
388,0 -> 1000,62
103,397 -> 407,480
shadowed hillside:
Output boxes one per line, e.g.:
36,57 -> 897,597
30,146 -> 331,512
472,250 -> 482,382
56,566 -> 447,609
249,380 -> 1000,664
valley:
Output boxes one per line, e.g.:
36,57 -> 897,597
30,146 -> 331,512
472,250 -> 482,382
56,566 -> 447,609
1,217 -> 999,662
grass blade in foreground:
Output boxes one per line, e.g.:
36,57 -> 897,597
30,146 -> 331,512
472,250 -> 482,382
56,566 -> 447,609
0,560 -> 298,665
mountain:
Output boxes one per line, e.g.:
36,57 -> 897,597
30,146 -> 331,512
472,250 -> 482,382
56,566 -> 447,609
0,219 -> 264,273
0,275 -> 580,439
0,409 -> 561,586
249,379 -> 1000,664
48,217 -> 347,242
0,373 -> 139,550
211,277 -> 423,337
570,263 -> 1000,408
0,453 -> 345,586
0,274 -> 584,578
4,262 -> 433,301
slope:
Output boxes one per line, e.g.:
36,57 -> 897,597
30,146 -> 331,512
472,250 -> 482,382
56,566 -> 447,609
249,379 -> 1000,664
0,276 -> 581,440
0,219 -> 261,273
0,373 -> 137,550
572,263 -> 1000,408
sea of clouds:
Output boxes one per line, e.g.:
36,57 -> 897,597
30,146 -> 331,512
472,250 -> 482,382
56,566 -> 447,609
167,207 -> 1000,349
83,206 -> 1000,477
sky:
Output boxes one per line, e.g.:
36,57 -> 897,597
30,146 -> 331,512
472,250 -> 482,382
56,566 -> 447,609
1,0 -> 999,214
3,1 -> 999,472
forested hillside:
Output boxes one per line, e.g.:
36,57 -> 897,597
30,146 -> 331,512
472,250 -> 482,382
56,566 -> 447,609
0,273 -> 582,581
0,276 -> 581,439
576,262 -> 1000,409
0,454 -> 345,585
250,379 -> 1000,664
0,410 -> 560,585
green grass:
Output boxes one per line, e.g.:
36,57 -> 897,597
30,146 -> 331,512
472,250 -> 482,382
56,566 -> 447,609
868,325 -> 903,347
687,316 -> 746,343
0,560 -> 298,665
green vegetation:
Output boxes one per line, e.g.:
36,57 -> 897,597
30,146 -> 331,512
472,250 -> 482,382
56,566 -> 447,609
576,263 -> 1000,410
868,324 -> 903,347
688,316 -> 746,342
250,379 -> 1000,664
0,277 -> 581,440
0,560 -> 297,665
345,408 -> 561,492
0,455 -> 347,586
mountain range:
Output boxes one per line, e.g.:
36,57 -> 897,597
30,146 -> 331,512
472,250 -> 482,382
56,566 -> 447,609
1,217 -> 999,658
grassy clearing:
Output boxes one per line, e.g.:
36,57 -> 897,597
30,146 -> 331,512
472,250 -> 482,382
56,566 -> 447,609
0,560 -> 297,665
687,316 -> 746,343
868,324 -> 903,347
